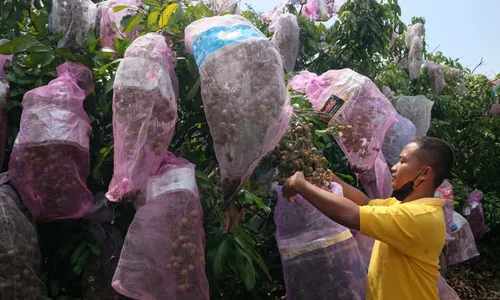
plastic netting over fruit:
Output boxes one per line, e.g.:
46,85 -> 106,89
434,179 -> 454,244
185,15 -> 293,205
0,185 -> 43,299
202,0 -> 240,14
289,69 -> 397,172
462,190 -> 490,241
393,95 -> 434,138
438,276 -> 460,300
9,62 -> 93,221
112,154 -> 209,300
0,40 -> 13,168
274,184 -> 366,300
50,0 -> 98,49
302,0 -> 342,22
382,113 -> 416,166
351,229 -> 374,269
270,13 -> 300,73
444,212 -> 479,266
425,61 -> 446,96
357,152 -> 393,199
106,33 -> 178,202
97,0 -> 142,49
405,23 -> 424,80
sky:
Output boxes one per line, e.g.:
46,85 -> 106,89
242,0 -> 499,77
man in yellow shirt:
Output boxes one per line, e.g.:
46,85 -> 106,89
282,137 -> 454,300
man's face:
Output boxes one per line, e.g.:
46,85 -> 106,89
391,142 -> 425,190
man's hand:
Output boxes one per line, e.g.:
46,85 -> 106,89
283,171 -> 306,202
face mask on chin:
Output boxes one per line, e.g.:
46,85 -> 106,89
391,169 -> 427,201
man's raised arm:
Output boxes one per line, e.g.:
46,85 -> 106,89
329,173 -> 370,206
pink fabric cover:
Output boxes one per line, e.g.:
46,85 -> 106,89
112,153 -> 209,300
185,15 -> 293,200
9,62 -> 93,221
106,33 -> 178,202
274,183 -> 366,300
434,180 -> 455,244
382,113 -> 416,166
289,69 -> 397,172
357,152 -> 393,199
462,189 -> 490,241
98,0 -> 142,49
438,276 -> 460,300
302,0 -> 343,22
444,211 -> 479,266
351,229 -> 374,269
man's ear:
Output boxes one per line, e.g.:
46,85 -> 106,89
420,167 -> 432,180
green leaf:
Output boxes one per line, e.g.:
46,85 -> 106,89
242,262 -> 256,291
141,0 -> 161,8
159,3 -> 179,28
0,36 -> 40,54
73,250 -> 90,275
113,5 -> 130,12
70,241 -> 87,264
97,59 -> 122,75
244,190 -> 271,213
87,242 -> 101,257
213,238 -> 229,277
124,13 -> 143,33
186,77 -> 200,100
25,52 -> 55,68
147,9 -> 160,28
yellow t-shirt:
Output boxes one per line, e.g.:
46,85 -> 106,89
359,197 -> 446,300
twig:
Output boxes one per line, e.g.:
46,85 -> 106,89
471,57 -> 484,74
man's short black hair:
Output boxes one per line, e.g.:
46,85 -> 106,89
411,137 -> 454,188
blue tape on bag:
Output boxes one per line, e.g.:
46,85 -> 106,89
192,24 -> 266,67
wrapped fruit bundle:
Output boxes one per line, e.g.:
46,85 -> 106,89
393,95 -> 434,138
434,179 -> 455,244
112,153 -> 209,300
270,13 -> 300,73
438,276 -> 460,300
444,212 -> 479,266
357,152 -> 393,199
0,40 -> 13,168
202,0 -> 240,14
97,0 -> 142,49
382,113 -> 416,166
9,62 -> 94,221
289,69 -> 397,173
425,61 -> 446,96
462,190 -> 490,241
50,0 -> 98,49
405,23 -> 425,80
274,184 -> 366,300
185,15 -> 293,231
106,33 -> 178,202
302,0 -> 342,22
0,185 -> 43,299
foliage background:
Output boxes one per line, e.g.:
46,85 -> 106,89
0,0 -> 499,299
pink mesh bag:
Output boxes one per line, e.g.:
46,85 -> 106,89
351,229 -> 374,268
185,15 -> 293,202
0,185 -> 43,299
98,0 -> 142,49
434,180 -> 455,244
444,211 -> 479,266
112,153 -> 209,300
9,62 -> 93,221
438,276 -> 460,300
289,69 -> 397,172
0,41 -> 13,168
302,0 -> 342,22
106,33 -> 178,202
274,184 -> 366,300
462,190 -> 490,241
425,61 -> 446,96
357,152 -> 393,199
382,113 -> 416,166
270,13 -> 300,73
50,0 -> 98,49
393,95 -> 434,137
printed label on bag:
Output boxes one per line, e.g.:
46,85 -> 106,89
148,167 -> 197,201
318,94 -> 345,123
